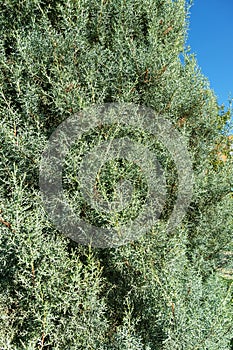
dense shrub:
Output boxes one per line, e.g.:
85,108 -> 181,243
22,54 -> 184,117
0,0 -> 232,349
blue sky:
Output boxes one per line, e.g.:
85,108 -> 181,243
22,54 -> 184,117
186,0 -> 233,131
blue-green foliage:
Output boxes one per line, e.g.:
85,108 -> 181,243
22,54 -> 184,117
0,0 -> 232,349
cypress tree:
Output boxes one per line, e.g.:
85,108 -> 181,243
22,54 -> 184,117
0,0 -> 232,348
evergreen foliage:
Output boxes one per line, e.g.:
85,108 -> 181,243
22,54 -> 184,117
0,0 -> 232,349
